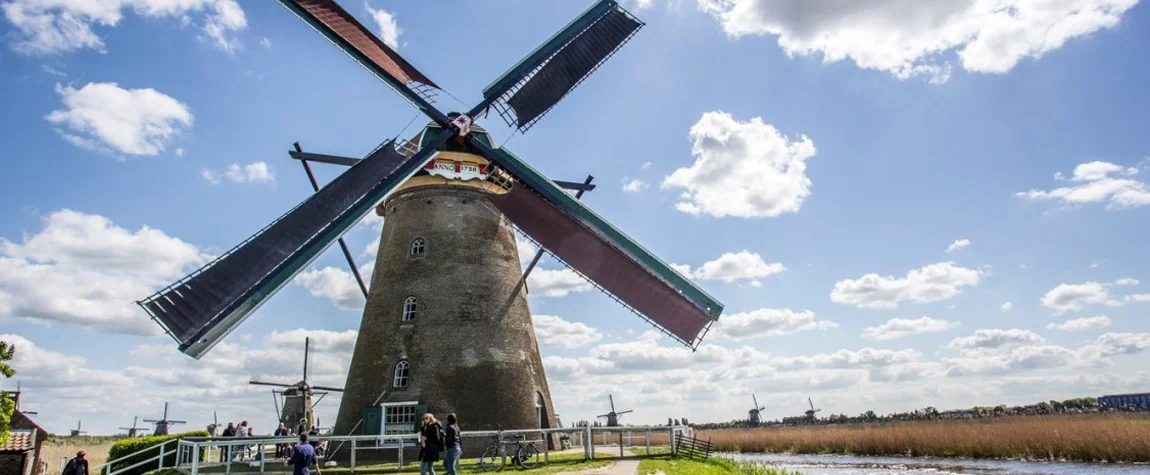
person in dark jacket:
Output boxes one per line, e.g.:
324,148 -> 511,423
63,451 -> 88,475
287,433 -> 317,475
418,413 -> 443,475
220,422 -> 236,462
442,414 -> 462,475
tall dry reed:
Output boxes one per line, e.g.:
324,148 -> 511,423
700,413 -> 1150,462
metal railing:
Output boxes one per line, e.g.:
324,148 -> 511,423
109,423 -> 692,475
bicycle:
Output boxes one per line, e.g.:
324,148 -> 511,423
478,433 -> 540,471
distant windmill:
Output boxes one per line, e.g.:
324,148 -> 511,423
748,394 -> 766,427
206,411 -> 219,436
144,402 -> 186,436
804,397 -> 822,421
69,420 -> 86,437
119,416 -> 144,437
596,394 -> 633,427
249,337 -> 344,428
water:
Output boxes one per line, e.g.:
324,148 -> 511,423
724,452 -> 1150,475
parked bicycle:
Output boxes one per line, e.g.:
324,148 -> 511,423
479,432 -> 540,471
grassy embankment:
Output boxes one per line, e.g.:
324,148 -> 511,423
700,412 -> 1150,462
41,435 -> 127,473
638,457 -> 800,475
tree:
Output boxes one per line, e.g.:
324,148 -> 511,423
0,341 -> 15,448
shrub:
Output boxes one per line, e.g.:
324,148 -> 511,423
107,431 -> 208,475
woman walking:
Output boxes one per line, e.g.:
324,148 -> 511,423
418,413 -> 444,475
442,414 -> 462,475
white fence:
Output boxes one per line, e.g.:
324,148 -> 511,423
99,424 -> 692,475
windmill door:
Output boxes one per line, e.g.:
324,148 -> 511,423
362,407 -> 382,436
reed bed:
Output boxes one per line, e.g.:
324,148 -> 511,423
699,413 -> 1150,462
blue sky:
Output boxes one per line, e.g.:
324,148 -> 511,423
1,0 -> 1149,435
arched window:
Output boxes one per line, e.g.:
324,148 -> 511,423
402,296 -> 418,321
410,238 -> 426,256
535,391 -> 544,408
393,360 -> 409,388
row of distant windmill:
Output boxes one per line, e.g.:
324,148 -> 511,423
65,402 -> 187,437
747,394 -> 823,426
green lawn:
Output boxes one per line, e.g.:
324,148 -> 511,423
638,458 -> 800,475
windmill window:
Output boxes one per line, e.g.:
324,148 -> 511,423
393,360 -> 410,388
402,297 -> 418,321
410,238 -> 426,256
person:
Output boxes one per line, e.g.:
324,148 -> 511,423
220,422 -> 236,462
418,413 -> 443,475
62,451 -> 88,475
287,433 -> 317,475
442,414 -> 462,475
237,421 -> 250,460
275,422 -> 290,458
296,418 -> 308,436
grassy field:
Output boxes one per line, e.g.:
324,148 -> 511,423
700,413 -> 1150,462
638,457 -> 799,475
40,436 -> 125,473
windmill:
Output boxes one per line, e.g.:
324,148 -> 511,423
804,397 -> 822,422
206,411 -> 219,436
597,395 -> 633,427
144,402 -> 186,436
136,0 -> 724,438
119,416 -> 144,437
748,394 -> 765,427
69,420 -> 86,437
249,337 -> 344,428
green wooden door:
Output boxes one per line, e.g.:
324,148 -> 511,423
362,406 -> 382,435
413,403 -> 427,432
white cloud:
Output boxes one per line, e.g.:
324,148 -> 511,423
1040,281 -> 1119,314
174,147 -> 185,157
365,3 -> 401,49
622,178 -> 649,193
1047,316 -> 1112,332
294,264 -> 372,311
0,209 -> 207,334
46,82 -> 192,157
527,268 -> 593,297
532,315 -> 603,349
1126,293 -> 1150,303
0,334 -> 132,389
1017,161 -> 1150,210
862,316 -> 960,341
947,329 -> 1044,351
2,0 -> 246,55
772,348 -> 921,371
945,239 -> 970,253
662,111 -> 816,218
1001,301 -> 1014,313
675,251 -> 785,284
1116,278 -> 1139,286
259,36 -> 272,49
641,161 -> 652,170
831,261 -> 983,309
202,162 -> 275,185
710,308 -> 837,341
697,0 -> 1139,83
265,328 -> 358,354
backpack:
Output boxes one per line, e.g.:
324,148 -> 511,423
436,424 -> 446,452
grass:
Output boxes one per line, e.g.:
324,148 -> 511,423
638,457 -> 799,475
700,412 -> 1150,462
40,437 -> 120,473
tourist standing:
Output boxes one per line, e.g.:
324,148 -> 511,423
442,414 -> 462,475
62,451 -> 88,475
220,423 -> 237,462
287,433 -> 317,475
418,413 -> 443,475
275,422 -> 290,458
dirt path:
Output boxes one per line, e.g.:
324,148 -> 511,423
556,450 -> 638,475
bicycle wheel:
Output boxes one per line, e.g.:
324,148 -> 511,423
516,444 -> 539,469
479,446 -> 505,472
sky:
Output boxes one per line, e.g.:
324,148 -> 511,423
1,0 -> 1150,436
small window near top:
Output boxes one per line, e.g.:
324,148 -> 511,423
410,238 -> 426,256
393,360 -> 409,388
402,296 -> 418,322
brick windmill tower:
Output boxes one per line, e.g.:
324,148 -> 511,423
138,0 -> 724,449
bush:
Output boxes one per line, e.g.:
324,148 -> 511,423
107,431 -> 208,475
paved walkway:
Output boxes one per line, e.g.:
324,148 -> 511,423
557,450 -> 639,475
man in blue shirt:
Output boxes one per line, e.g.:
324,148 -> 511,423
287,434 -> 317,475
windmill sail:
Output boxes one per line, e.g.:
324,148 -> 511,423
139,136 -> 452,358
482,0 -> 642,131
474,143 -> 722,348
276,0 -> 440,108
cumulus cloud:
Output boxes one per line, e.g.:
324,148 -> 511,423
1040,281 -> 1120,314
697,0 -> 1139,83
532,315 -> 603,349
945,239 -> 970,253
1115,278 -> 1140,286
202,162 -> 275,185
622,178 -> 649,193
831,261 -> 983,309
1017,161 -> 1150,210
674,251 -> 785,284
527,268 -> 593,297
1047,316 -> 1112,332
46,82 -> 193,157
710,308 -> 837,341
662,111 -> 816,218
0,209 -> 207,334
862,316 -> 960,341
947,329 -> 1045,351
294,264 -> 373,311
2,0 -> 247,55
365,3 -> 401,49
1001,301 -> 1014,313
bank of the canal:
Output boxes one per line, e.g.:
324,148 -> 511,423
724,452 -> 1150,475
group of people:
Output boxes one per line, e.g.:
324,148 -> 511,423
274,418 -> 325,458
214,420 -> 255,461
286,413 -> 462,475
